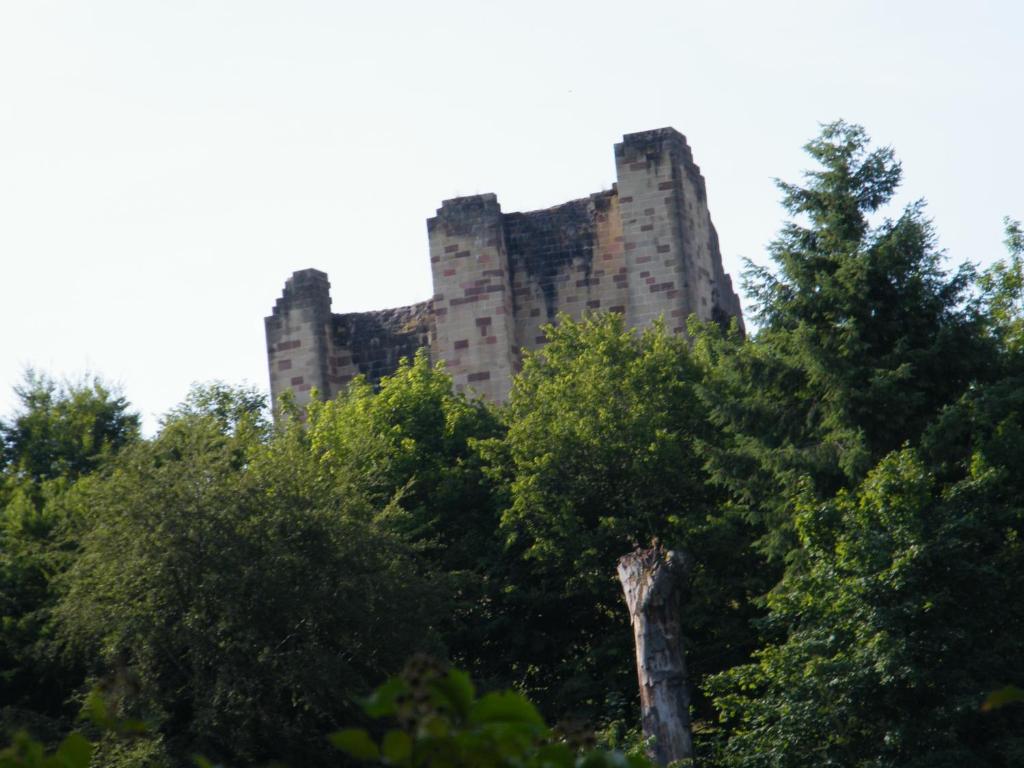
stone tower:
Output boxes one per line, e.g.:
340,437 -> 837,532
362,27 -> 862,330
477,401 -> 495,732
266,128 -> 743,409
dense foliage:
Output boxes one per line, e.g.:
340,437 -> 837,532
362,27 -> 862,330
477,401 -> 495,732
1,662 -> 654,768
694,122 -> 990,558
1,374 -> 140,741
494,315 -> 763,721
55,392 -> 446,766
2,123 -> 1022,767
710,449 -> 1024,766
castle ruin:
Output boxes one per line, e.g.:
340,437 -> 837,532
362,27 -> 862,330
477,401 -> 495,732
266,128 -> 744,407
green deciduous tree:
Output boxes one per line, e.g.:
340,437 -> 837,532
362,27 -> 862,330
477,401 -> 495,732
979,217 -> 1024,354
304,350 -> 503,573
301,353 -> 507,689
1,373 -> 139,735
0,372 -> 138,489
495,313 -> 762,724
54,385 -> 446,767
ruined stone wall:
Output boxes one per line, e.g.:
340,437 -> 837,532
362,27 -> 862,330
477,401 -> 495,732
265,270 -> 432,411
327,302 -> 433,392
265,269 -> 333,412
266,128 -> 744,408
506,190 -> 628,356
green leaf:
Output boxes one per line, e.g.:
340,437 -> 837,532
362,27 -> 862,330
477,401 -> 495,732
535,742 -> 575,768
422,715 -> 450,739
54,733 -> 93,768
577,750 -> 634,768
982,685 -> 1024,712
116,718 -> 148,735
329,729 -> 380,761
468,691 -> 545,727
75,689 -> 147,737
361,676 -> 408,718
78,689 -> 111,729
381,730 -> 412,765
431,668 -> 475,718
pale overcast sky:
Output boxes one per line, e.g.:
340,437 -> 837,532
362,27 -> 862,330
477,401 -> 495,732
1,0 -> 1021,432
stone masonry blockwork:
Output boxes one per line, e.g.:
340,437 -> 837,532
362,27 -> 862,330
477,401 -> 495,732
266,128 -> 744,410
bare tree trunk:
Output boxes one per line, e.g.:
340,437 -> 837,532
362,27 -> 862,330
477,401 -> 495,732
617,543 -> 694,767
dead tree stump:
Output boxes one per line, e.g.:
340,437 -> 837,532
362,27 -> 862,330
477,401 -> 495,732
617,543 -> 694,767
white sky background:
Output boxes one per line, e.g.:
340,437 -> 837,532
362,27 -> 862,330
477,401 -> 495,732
0,0 -> 1021,433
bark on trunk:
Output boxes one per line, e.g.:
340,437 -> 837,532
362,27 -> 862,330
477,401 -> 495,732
617,544 -> 694,767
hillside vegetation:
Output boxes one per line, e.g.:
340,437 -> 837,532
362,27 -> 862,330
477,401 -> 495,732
2,123 -> 1023,767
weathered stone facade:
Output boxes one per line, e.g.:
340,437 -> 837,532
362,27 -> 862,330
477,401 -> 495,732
266,128 -> 743,409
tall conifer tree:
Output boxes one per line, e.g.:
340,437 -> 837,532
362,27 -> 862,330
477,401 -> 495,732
696,121 -> 990,556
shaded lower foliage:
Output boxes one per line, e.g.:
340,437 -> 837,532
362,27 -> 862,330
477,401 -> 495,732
709,449 -> 1024,767
53,403 -> 446,767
